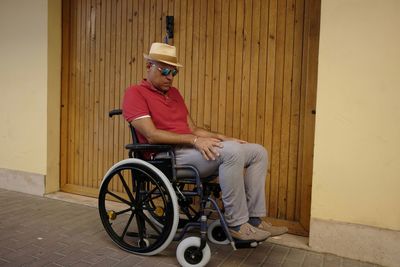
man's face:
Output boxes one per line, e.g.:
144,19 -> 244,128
146,61 -> 178,93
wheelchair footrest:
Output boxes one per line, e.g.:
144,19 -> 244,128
233,239 -> 260,249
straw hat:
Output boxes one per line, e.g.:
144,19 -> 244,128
143,42 -> 183,67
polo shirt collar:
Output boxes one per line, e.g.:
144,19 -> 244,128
140,79 -> 170,96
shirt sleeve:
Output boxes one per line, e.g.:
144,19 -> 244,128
122,86 -> 150,122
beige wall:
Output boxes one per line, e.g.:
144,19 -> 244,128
0,0 -> 61,194
313,0 -> 400,231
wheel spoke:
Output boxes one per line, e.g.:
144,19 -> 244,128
114,207 -> 132,216
106,190 -> 132,206
138,212 -> 162,235
138,186 -> 158,206
120,212 -> 135,239
118,171 -> 136,202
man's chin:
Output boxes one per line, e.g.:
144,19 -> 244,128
160,86 -> 171,91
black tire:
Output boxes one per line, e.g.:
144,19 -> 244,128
98,159 -> 179,255
207,220 -> 229,245
176,237 -> 211,267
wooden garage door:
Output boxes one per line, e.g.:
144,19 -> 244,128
61,0 -> 320,235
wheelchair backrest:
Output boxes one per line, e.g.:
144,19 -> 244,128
108,108 -> 140,146
108,109 -> 175,179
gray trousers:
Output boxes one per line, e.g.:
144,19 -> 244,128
174,141 -> 268,227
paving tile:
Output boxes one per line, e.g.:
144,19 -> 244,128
207,256 -> 226,267
359,262 -> 377,267
113,254 -> 146,267
54,249 -> 93,266
240,243 -> 274,266
285,248 -> 306,262
27,252 -> 66,267
91,256 -> 120,267
220,254 -> 246,266
0,246 -> 14,257
95,246 -> 131,261
302,251 -> 323,267
261,262 -> 282,267
0,258 -> 9,266
282,259 -> 302,267
70,261 -> 94,267
342,258 -> 361,267
264,245 -> 289,265
323,254 -> 342,267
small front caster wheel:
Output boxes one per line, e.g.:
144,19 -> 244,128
176,237 -> 211,267
207,220 -> 229,245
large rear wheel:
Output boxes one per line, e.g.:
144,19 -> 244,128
98,159 -> 179,255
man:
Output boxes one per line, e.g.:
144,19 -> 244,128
123,42 -> 287,241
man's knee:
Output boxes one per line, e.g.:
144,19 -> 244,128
218,141 -> 245,162
254,144 -> 268,164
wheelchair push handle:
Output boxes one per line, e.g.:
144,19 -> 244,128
109,109 -> 122,118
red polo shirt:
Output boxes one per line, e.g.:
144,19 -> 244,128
122,79 -> 192,143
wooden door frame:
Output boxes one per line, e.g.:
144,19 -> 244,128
265,0 -> 320,235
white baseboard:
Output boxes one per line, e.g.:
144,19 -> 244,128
0,168 -> 45,196
309,218 -> 400,267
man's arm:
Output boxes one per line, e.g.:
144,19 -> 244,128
130,117 -> 195,145
187,115 -> 247,144
131,117 -> 223,160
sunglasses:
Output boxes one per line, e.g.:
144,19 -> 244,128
152,64 -> 179,77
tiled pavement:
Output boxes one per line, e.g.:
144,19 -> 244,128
0,189 -> 381,267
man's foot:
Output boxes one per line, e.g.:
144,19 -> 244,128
229,223 -> 271,242
256,221 -> 288,236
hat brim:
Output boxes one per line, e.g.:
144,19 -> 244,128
144,54 -> 183,67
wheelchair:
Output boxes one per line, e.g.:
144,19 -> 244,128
98,109 -> 263,266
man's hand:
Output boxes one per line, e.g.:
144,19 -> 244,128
219,136 -> 247,144
193,137 -> 223,160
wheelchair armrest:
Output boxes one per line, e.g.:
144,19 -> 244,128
125,143 -> 173,152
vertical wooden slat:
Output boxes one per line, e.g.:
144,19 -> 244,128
203,0 -> 214,130
124,0 -> 133,152
130,0 -> 139,85
149,0 -> 156,43
184,0 -> 193,109
77,0 -> 86,187
68,0 -> 77,187
143,0 -> 150,58
61,0 -> 71,188
299,0 -> 320,231
83,0 -> 90,187
210,0 -> 221,132
195,0 -> 207,127
269,0 -> 286,217
287,0 -> 305,221
217,0 -> 229,134
264,0 -> 277,211
225,0 -> 237,137
232,0 -> 244,138
278,0 -> 295,219
93,0 -> 102,188
190,0 -> 200,118
248,0 -> 260,143
155,0 -> 162,41
119,0 -> 128,164
97,0 -> 106,185
136,0 -> 144,82
256,0 -> 269,145
175,0 -> 184,97
87,0 -> 96,188
103,0 -> 112,178
240,0 -> 252,141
